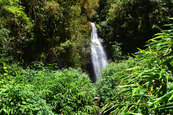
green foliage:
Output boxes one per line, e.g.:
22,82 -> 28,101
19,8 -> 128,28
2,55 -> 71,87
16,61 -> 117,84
0,0 -> 33,60
96,23 -> 173,114
29,68 -> 98,114
0,64 -> 98,114
2,0 -> 173,114
96,61 -> 131,106
0,0 -> 99,69
0,84 -> 54,115
0,28 -> 13,63
18,0 -> 94,69
97,0 -> 173,59
96,0 -> 113,21
0,2 -> 99,113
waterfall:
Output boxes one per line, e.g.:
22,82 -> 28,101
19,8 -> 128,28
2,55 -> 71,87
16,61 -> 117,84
91,23 -> 108,81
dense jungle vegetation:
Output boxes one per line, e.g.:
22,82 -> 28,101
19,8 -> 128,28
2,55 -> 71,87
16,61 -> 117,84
0,0 -> 173,114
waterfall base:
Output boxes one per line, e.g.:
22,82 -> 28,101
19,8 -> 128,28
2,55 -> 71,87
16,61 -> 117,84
86,57 -> 96,83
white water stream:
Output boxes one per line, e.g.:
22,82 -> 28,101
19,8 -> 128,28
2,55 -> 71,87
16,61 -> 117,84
91,23 -> 108,81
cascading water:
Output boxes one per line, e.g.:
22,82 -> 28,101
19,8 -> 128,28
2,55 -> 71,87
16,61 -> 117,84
91,22 -> 108,81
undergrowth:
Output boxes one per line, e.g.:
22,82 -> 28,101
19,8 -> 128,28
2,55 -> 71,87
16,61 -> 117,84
0,64 -> 98,114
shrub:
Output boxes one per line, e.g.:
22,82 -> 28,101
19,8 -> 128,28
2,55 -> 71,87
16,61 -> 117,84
24,68 -> 98,114
0,83 -> 54,114
0,66 -> 98,114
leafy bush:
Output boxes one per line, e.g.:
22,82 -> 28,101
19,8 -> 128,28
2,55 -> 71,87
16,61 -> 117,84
0,65 -> 98,114
0,83 -> 54,115
96,23 -> 173,114
28,68 -> 98,114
